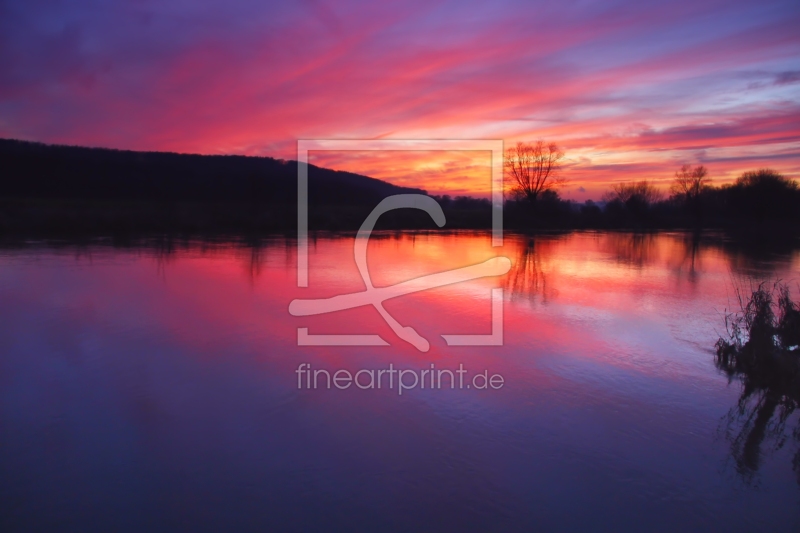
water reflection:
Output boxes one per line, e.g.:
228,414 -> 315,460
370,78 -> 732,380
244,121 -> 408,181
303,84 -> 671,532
676,232 -> 702,284
505,238 -> 553,303
601,232 -> 661,269
4,229 -> 793,286
720,385 -> 799,486
714,280 -> 800,486
1,230 -> 799,531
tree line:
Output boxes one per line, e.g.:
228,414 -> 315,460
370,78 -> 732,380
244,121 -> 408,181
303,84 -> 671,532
503,141 -> 800,230
0,137 -> 798,235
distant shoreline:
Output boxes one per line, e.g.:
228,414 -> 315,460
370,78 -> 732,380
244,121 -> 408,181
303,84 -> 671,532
2,138 -> 798,237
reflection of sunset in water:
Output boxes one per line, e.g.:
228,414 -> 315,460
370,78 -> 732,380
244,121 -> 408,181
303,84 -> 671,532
1,232 -> 798,530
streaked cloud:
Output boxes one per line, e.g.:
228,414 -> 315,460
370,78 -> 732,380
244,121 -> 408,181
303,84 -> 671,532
1,0 -> 798,199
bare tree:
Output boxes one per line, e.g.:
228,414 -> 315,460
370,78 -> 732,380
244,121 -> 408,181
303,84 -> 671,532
671,164 -> 709,203
603,180 -> 663,212
504,141 -> 565,207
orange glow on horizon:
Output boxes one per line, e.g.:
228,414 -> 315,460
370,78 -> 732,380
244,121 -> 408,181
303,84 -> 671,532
1,2 -> 798,200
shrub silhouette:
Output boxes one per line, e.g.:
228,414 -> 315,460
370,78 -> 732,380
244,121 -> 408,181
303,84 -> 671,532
715,280 -> 800,485
727,169 -> 800,222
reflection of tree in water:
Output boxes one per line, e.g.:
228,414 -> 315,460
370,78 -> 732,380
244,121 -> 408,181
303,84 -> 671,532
672,231 -> 800,285
240,237 -> 268,283
598,231 -> 798,287
718,231 -> 800,273
676,231 -> 702,284
601,232 -> 659,268
505,238 -> 556,303
602,231 -> 704,283
720,385 -> 799,486
138,234 -> 285,283
715,281 -> 800,486
151,235 -> 178,278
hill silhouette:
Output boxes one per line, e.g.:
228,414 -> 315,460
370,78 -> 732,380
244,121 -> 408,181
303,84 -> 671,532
0,138 -> 453,235
0,138 -> 424,206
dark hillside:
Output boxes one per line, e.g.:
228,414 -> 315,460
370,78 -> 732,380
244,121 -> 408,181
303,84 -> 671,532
0,138 -> 424,206
0,139 -> 437,234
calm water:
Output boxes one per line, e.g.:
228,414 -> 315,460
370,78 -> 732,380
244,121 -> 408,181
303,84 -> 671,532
1,231 -> 799,532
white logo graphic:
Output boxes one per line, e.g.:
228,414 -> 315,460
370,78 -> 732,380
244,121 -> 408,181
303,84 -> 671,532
290,140 -> 507,352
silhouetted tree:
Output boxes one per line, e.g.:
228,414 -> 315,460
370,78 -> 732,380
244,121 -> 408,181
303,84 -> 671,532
727,169 -> 800,222
603,180 -> 662,217
504,141 -> 565,211
672,165 -> 709,221
671,164 -> 709,201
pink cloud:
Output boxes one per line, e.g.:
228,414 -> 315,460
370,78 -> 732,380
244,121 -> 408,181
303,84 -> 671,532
1,0 -> 798,198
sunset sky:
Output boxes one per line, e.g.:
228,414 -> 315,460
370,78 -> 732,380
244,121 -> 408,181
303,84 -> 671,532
1,0 -> 798,199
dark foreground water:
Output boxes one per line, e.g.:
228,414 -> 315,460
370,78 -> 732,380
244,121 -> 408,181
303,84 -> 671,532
1,231 -> 799,532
